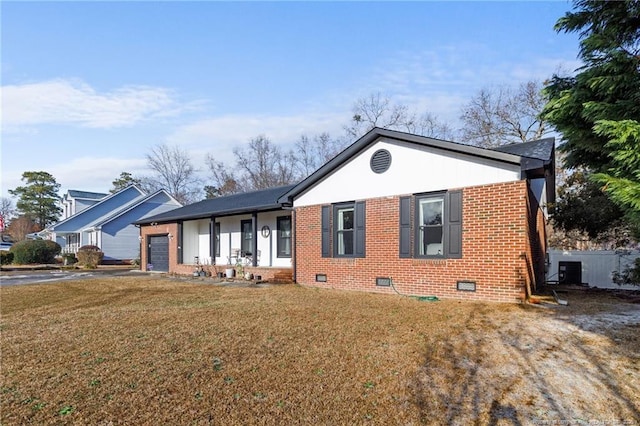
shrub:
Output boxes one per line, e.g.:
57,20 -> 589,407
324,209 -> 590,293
0,251 -> 14,265
10,239 -> 61,264
76,245 -> 104,269
612,258 -> 640,286
62,253 -> 78,266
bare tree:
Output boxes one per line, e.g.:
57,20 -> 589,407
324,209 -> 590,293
294,132 -> 347,178
145,144 -> 201,204
345,92 -> 453,140
401,111 -> 455,140
0,197 -> 16,223
204,156 -> 239,197
459,80 -> 550,147
232,135 -> 297,191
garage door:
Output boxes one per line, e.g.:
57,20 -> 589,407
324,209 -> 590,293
148,235 -> 169,272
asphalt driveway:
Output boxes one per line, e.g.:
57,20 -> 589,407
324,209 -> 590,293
0,268 -> 142,286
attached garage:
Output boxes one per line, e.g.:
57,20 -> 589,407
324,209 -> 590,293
148,235 -> 169,272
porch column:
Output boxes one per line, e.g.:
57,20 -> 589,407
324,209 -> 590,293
177,221 -> 183,264
252,212 -> 258,267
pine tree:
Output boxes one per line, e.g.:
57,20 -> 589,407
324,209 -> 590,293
8,171 -> 62,229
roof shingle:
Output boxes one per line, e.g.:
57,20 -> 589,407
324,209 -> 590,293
135,184 -> 296,224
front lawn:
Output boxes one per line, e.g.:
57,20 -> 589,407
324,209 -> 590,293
1,277 -> 638,424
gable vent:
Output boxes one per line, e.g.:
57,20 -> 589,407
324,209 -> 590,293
370,149 -> 392,174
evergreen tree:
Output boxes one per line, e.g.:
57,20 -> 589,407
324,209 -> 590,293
8,171 -> 61,229
110,172 -> 141,193
542,0 -> 640,242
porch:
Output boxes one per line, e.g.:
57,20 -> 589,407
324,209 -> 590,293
172,263 -> 293,283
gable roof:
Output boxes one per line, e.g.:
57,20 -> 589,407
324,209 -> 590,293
278,127 -> 555,204
46,185 -> 146,232
135,184 -> 297,225
82,190 -> 181,231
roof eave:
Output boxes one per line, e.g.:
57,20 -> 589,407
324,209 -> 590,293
135,203 -> 285,225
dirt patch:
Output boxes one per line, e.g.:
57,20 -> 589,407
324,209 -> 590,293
1,278 -> 638,425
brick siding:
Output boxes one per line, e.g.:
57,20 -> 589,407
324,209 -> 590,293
294,180 -> 538,303
139,222 -> 179,273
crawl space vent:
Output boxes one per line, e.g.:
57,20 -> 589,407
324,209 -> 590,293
457,281 -> 477,292
370,149 -> 392,174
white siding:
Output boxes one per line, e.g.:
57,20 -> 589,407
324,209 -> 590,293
181,212 -> 292,268
182,219 -> 211,265
547,250 -> 640,290
294,138 -> 521,207
257,211 -> 293,268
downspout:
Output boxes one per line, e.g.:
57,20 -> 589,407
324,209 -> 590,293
135,224 -> 143,270
292,209 -> 296,283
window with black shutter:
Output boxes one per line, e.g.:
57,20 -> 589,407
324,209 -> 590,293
399,190 -> 462,259
320,201 -> 366,258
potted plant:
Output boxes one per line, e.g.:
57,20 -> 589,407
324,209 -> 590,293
235,258 -> 244,279
225,261 -> 235,278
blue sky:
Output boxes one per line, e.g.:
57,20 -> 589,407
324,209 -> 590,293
1,1 -> 580,199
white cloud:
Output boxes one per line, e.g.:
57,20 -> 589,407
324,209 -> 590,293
167,111 -> 348,163
1,156 -> 149,198
354,45 -> 583,126
1,79 -> 183,129
52,156 -> 148,194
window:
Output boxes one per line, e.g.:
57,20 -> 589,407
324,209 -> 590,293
399,190 -> 462,259
335,205 -> 354,256
214,222 -> 220,257
208,220 -> 221,259
277,216 -> 292,258
241,219 -> 252,256
321,201 -> 366,258
417,195 -> 444,256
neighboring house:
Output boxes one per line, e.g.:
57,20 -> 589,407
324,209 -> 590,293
41,185 -> 182,263
135,185 -> 295,281
137,128 -> 555,302
61,190 -> 108,219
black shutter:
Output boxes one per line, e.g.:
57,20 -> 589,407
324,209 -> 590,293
321,205 -> 331,257
399,196 -> 412,258
209,218 -> 216,265
354,201 -> 366,258
445,190 -> 462,258
177,221 -> 183,264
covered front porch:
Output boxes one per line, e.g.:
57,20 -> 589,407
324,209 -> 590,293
51,231 -> 98,254
136,185 -> 296,280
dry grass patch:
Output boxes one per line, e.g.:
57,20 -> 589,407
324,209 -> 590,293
1,277 -> 638,425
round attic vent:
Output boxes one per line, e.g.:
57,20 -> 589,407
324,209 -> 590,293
370,149 -> 392,174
